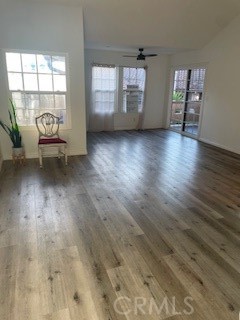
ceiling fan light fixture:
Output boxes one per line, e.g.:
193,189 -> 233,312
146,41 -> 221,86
137,55 -> 145,61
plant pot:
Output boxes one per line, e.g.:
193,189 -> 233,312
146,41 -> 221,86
12,146 -> 24,157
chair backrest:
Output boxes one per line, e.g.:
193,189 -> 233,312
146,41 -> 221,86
35,113 -> 60,138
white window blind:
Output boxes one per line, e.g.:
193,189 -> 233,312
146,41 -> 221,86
92,65 -> 116,113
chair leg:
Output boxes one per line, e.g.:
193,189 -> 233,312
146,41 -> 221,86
39,147 -> 43,168
58,147 -> 61,159
65,145 -> 68,165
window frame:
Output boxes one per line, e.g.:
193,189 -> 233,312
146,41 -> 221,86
3,49 -> 71,130
167,64 -> 207,139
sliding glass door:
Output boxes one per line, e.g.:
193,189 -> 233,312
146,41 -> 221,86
169,68 -> 206,137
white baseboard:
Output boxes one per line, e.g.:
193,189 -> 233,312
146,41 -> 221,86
114,126 -> 137,131
69,148 -> 88,156
199,137 -> 240,155
3,148 -> 88,161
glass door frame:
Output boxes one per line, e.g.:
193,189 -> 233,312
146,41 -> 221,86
167,65 -> 207,139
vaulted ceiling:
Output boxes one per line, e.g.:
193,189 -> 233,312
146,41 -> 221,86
33,0 -> 240,53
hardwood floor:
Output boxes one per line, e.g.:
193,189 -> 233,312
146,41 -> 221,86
0,129 -> 240,319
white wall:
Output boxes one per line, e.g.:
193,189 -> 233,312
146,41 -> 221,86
85,49 -> 169,131
169,14 -> 240,154
0,0 -> 87,160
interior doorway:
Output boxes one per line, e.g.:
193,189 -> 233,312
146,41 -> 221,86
169,68 -> 206,138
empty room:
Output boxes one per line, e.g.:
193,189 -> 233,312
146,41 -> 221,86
0,0 -> 240,319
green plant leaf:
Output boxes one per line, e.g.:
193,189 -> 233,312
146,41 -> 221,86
172,91 -> 184,102
9,98 -> 19,132
0,98 -> 22,148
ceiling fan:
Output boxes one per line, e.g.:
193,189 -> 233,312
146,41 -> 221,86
123,48 -> 158,60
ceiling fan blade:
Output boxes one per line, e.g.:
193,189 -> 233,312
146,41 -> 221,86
123,48 -> 157,59
144,54 -> 158,57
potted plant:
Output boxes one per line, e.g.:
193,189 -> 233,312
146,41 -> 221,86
0,99 -> 23,156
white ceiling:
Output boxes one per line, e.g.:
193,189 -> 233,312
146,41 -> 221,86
31,0 -> 240,53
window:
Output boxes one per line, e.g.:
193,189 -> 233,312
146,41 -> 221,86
5,51 -> 68,126
121,67 -> 146,113
92,65 -> 116,113
91,65 -> 146,115
169,68 -> 206,136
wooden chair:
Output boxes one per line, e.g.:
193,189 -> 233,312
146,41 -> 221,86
35,113 -> 68,168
